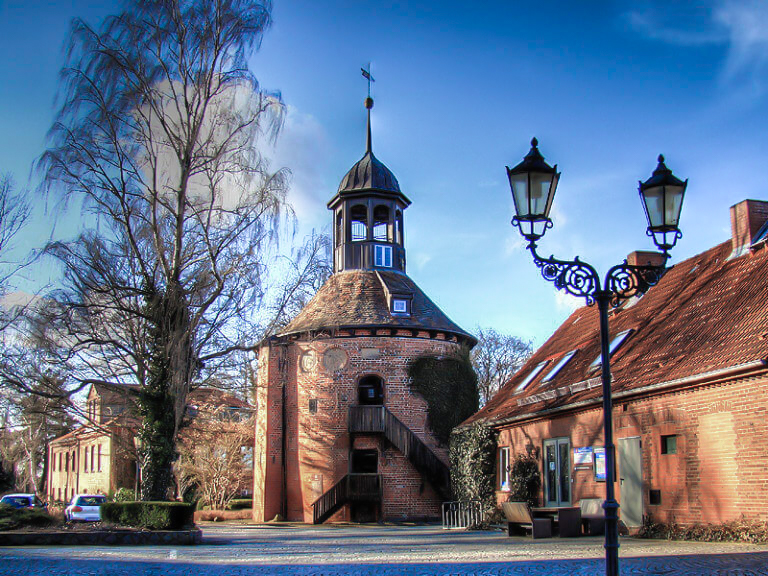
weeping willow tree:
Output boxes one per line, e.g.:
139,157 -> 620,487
21,0 -> 318,500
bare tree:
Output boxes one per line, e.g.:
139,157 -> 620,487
0,370 -> 74,494
26,0 -> 297,500
471,327 -> 533,406
0,174 -> 32,330
174,397 -> 254,511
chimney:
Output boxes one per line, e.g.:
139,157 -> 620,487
627,251 -> 667,268
730,199 -> 768,257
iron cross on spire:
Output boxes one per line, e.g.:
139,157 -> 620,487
361,63 -> 375,98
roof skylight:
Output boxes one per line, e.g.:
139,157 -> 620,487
515,361 -> 549,393
588,329 -> 634,371
542,351 -> 577,383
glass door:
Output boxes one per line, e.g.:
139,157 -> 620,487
543,437 -> 571,507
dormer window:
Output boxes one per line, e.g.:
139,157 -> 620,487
589,329 -> 634,371
516,360 -> 549,393
542,350 -> 577,383
391,298 -> 410,315
375,245 -> 393,268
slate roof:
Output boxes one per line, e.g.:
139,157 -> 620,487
278,269 -> 476,344
464,239 -> 768,428
338,150 -> 402,195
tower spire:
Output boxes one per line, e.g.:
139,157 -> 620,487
361,64 -> 375,154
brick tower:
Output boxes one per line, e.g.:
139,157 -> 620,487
252,95 -> 475,523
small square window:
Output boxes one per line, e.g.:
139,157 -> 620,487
649,489 -> 662,505
661,435 -> 677,455
392,299 -> 408,314
308,399 -> 318,414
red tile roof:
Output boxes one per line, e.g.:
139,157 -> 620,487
464,239 -> 768,427
279,269 -> 476,344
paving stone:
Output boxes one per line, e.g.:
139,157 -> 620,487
1,524 -> 767,575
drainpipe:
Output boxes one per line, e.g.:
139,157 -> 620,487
280,345 -> 288,519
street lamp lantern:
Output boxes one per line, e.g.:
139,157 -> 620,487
506,139 -> 687,576
639,154 -> 688,254
506,137 -> 560,242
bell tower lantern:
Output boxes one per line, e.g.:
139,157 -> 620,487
327,96 -> 411,273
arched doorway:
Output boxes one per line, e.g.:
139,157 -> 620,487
358,375 -> 384,405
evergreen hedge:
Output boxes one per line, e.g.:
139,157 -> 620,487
226,499 -> 253,510
101,502 -> 194,530
0,504 -> 55,531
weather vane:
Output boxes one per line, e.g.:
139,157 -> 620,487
361,63 -> 375,99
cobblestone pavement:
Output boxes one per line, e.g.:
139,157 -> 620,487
1,523 -> 768,575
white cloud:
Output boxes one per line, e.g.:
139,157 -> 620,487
269,106 -> 332,233
625,1 -> 768,94
553,290 -> 582,315
714,0 -> 768,84
409,251 -> 432,271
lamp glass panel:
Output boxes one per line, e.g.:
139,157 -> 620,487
642,186 -> 665,228
509,173 -> 530,217
663,184 -> 684,227
530,172 -> 554,218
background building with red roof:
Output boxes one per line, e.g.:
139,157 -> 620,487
463,199 -> 768,529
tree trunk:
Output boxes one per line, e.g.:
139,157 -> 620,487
137,286 -> 194,501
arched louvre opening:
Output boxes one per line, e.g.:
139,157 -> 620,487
351,205 -> 367,242
373,205 -> 390,241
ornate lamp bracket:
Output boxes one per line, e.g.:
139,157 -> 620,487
527,242 -> 667,307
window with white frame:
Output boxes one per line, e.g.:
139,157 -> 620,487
392,298 -> 408,314
499,447 -> 511,491
375,244 -> 393,268
542,350 -> 577,383
515,360 -> 549,392
589,329 -> 634,371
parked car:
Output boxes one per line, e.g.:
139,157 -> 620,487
65,494 -> 107,522
0,493 -> 47,509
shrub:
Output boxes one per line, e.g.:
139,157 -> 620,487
639,516 -> 768,544
0,503 -> 56,531
227,498 -> 252,510
112,488 -> 136,503
101,502 -> 194,530
508,453 -> 541,508
449,422 -> 496,517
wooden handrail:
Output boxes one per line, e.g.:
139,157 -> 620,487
349,405 -> 451,499
312,473 -> 382,524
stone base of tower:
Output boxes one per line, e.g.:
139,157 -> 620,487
252,333 -> 462,523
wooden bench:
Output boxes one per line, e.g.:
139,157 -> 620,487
579,498 -> 605,535
501,502 -> 552,539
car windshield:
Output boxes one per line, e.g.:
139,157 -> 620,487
76,496 -> 106,506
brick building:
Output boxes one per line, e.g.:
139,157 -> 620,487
252,97 -> 475,524
463,198 -> 768,528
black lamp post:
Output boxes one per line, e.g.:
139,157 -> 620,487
506,139 -> 687,576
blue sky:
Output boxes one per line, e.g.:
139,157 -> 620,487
2,0 -> 768,345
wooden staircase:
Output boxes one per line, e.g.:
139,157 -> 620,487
311,473 -> 382,525
311,405 -> 451,524
349,405 -> 451,499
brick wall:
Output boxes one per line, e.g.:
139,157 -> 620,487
254,334 -> 461,523
496,371 -> 768,526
